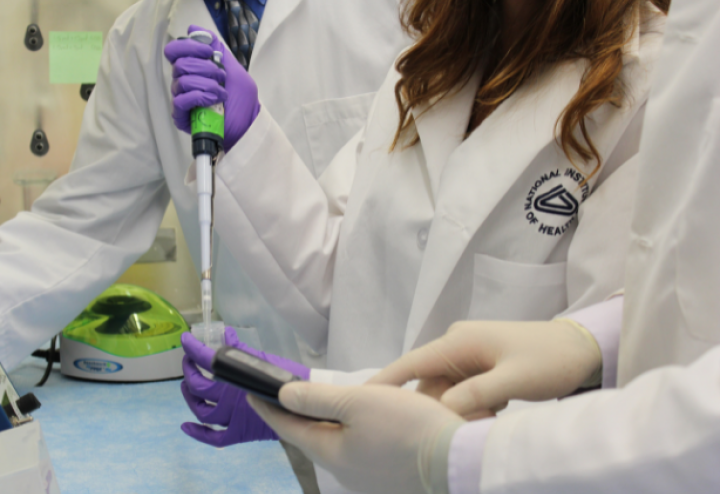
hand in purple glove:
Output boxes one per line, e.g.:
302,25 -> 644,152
180,327 -> 310,447
164,25 -> 261,153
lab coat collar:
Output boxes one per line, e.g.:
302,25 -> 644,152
618,4 -> 642,66
250,0 -> 305,66
408,4 -> 649,203
410,71 -> 482,200
403,60 -> 588,353
623,2 -> 664,65
168,0 -> 223,42
168,0 -> 305,72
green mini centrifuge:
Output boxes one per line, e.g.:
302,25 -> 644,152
60,284 -> 190,382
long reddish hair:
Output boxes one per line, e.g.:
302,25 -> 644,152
393,0 -> 669,174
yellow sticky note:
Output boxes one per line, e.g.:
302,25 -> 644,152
49,32 -> 103,84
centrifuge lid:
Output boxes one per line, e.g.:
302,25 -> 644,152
62,284 -> 189,358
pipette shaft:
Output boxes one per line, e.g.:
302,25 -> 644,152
197,153 -> 214,329
188,30 -> 225,343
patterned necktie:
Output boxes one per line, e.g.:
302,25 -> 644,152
224,0 -> 259,69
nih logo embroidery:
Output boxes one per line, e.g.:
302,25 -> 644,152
524,168 -> 590,236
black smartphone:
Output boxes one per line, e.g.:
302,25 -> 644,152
211,346 -> 305,407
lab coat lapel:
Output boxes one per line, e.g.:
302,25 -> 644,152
168,0 -> 223,41
411,72 -> 481,200
403,61 -> 587,352
167,0 -> 303,65
249,0 -> 305,67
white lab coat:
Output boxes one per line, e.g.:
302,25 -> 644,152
0,0 -> 410,369
210,5 -> 663,492
213,4 -> 663,375
213,8 -> 663,487
478,1 -> 720,492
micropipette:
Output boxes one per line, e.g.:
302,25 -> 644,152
188,31 -> 225,349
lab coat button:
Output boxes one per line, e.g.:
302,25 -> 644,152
417,228 -> 429,250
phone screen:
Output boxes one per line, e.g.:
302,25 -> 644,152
224,349 -> 296,383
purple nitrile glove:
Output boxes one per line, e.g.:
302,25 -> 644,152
164,25 -> 261,153
180,327 -> 310,447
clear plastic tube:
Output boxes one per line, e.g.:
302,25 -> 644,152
191,321 -> 226,351
204,321 -> 225,350
191,321 -> 226,381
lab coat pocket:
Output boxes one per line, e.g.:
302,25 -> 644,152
468,253 -> 567,321
302,92 -> 376,178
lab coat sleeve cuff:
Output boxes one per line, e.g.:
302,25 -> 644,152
309,368 -> 381,386
309,368 -> 419,389
309,368 -> 335,384
564,295 -> 624,389
217,106 -> 275,176
448,418 -> 497,494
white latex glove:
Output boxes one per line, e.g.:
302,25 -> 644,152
369,320 -> 602,420
248,383 -> 466,494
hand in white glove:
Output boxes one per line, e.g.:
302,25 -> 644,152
369,320 -> 602,420
248,383 -> 466,494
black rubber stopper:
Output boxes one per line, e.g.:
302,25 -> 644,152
3,393 -> 42,418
